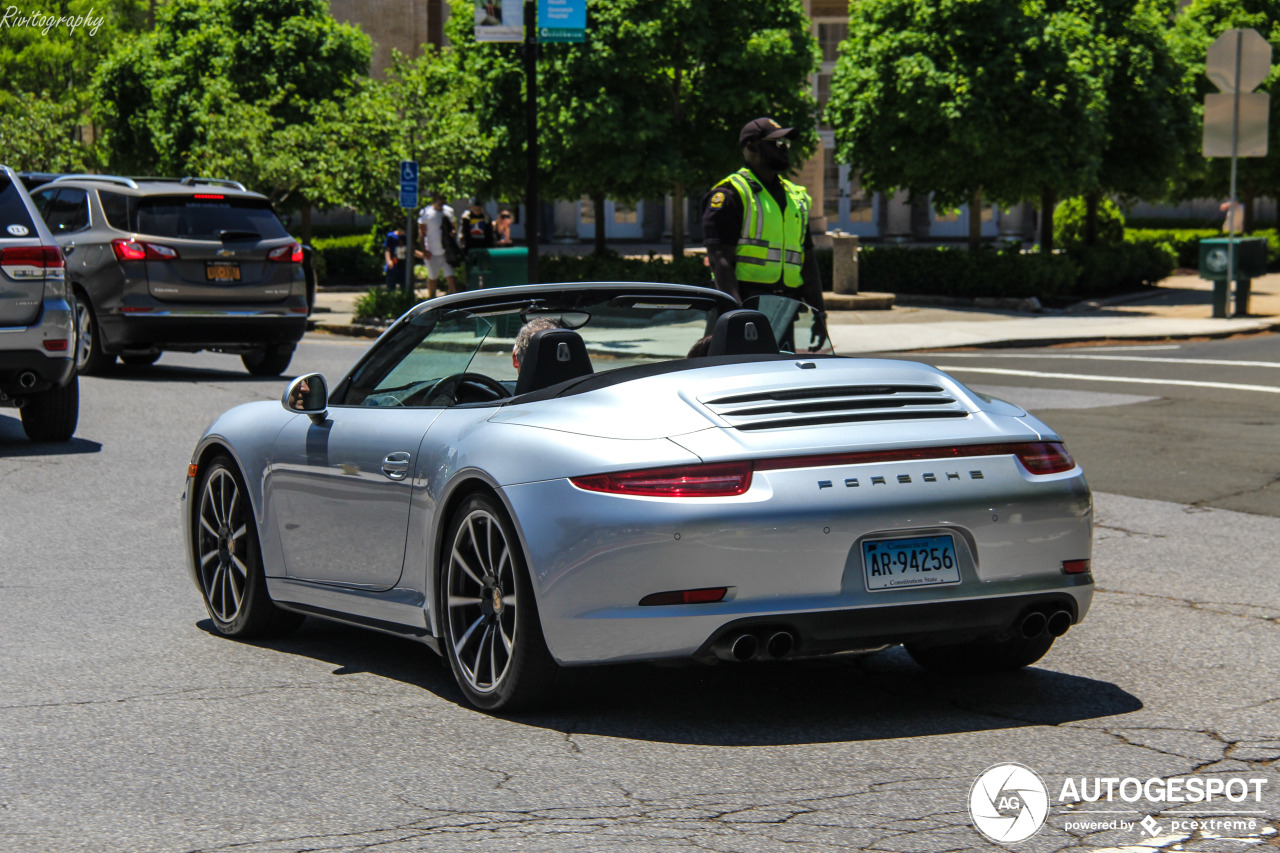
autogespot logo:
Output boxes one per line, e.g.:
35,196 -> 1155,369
969,763 -> 1051,844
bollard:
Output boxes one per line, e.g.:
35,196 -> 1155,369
831,234 -> 860,295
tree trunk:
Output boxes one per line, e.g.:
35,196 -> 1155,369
968,189 -> 983,251
672,183 -> 685,258
1084,192 -> 1100,247
301,204 -> 312,245
593,193 -> 607,256
1039,187 -> 1056,253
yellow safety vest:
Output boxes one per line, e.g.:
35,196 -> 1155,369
715,168 -> 810,288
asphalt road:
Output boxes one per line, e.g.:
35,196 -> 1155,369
1,333 -> 1277,853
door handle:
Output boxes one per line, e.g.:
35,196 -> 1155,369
381,451 -> 411,481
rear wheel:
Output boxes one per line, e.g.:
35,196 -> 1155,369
20,376 -> 78,442
194,455 -> 303,638
441,493 -> 558,712
72,294 -> 115,375
121,352 -> 161,367
241,343 -> 295,377
905,633 -> 1054,672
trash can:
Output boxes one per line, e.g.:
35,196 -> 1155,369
1199,238 -> 1267,317
468,248 -> 529,337
467,247 -> 529,290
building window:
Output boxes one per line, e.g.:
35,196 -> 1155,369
817,21 -> 847,64
614,201 -> 638,225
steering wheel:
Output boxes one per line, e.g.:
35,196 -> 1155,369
410,372 -> 512,407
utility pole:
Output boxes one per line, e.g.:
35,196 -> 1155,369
524,0 -> 539,284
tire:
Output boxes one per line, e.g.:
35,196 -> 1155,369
440,493 -> 558,712
193,455 -> 304,638
121,352 -> 161,367
905,633 -> 1055,673
20,376 -> 79,442
241,343 -> 295,377
72,294 -> 115,375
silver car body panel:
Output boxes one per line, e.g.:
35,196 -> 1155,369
183,283 -> 1093,666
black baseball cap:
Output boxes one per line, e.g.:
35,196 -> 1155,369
740,117 -> 796,145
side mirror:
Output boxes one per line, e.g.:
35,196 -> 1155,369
283,373 -> 328,420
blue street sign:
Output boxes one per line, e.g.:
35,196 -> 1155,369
539,0 -> 585,43
399,160 -> 419,209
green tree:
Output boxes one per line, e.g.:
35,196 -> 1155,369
1170,0 -> 1280,232
1066,0 -> 1196,244
449,0 -> 817,257
827,0 -> 1108,250
0,0 -> 149,170
93,0 -> 371,182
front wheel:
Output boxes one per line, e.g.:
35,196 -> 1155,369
905,633 -> 1054,673
441,493 -> 558,712
20,376 -> 78,442
241,343 -> 295,377
193,456 -> 303,638
72,294 -> 115,375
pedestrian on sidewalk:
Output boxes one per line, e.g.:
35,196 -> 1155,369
460,199 -> 496,254
417,194 -> 459,299
382,226 -> 408,290
494,210 -> 514,246
701,117 -> 827,351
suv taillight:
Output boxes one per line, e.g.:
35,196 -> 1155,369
268,242 -> 303,263
111,239 -> 179,261
0,245 -> 64,278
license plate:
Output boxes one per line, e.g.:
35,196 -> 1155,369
863,534 -> 961,591
205,262 -> 241,282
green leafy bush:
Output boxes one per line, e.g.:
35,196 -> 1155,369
1125,228 -> 1217,268
352,287 -> 421,322
540,250 -> 712,286
312,234 -> 381,284
1054,197 -> 1126,247
1068,242 -> 1175,296
859,246 -> 1078,300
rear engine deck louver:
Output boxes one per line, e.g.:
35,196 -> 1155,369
702,384 -> 970,431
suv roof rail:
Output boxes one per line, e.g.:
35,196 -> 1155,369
179,176 -> 247,191
52,174 -> 140,189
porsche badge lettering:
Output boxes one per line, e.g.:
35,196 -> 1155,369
820,471 -> 983,489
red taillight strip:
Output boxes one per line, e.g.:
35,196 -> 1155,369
571,461 -> 753,497
570,443 -> 1074,499
0,246 -> 65,268
754,442 -> 1075,475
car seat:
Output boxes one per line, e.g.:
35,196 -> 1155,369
707,309 -> 779,356
514,328 -> 594,395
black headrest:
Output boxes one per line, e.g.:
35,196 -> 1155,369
707,309 -> 778,356
515,328 -> 594,395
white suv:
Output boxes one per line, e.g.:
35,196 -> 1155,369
0,166 -> 77,442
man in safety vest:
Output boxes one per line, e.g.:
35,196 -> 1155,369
702,117 -> 827,350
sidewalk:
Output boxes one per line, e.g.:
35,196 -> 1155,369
309,272 -> 1280,354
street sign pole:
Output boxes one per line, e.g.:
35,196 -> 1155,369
1227,30 -> 1241,292
400,160 -> 419,296
524,0 -> 539,285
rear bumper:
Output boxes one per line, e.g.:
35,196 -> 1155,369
0,296 -> 76,395
99,311 -> 307,352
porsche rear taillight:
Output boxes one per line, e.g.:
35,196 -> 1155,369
112,239 -> 178,261
571,461 -> 753,497
268,242 -> 303,263
0,245 -> 64,278
1011,442 -> 1076,475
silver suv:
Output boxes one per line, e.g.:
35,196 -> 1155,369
0,166 -> 78,442
29,175 -> 307,376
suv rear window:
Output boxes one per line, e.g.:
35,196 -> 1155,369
136,196 -> 289,241
0,175 -> 36,235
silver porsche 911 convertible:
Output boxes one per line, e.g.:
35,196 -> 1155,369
182,282 -> 1093,711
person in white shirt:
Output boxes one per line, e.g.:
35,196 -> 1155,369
417,195 -> 459,298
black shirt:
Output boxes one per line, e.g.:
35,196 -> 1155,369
459,210 -> 496,252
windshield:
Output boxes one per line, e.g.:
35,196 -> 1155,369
136,195 -> 288,240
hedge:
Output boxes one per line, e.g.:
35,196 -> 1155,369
311,233 -> 381,284
1126,228 -> 1279,270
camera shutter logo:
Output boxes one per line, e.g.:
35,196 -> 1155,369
969,763 -> 1050,844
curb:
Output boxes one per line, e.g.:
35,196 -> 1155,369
903,320 -> 1280,352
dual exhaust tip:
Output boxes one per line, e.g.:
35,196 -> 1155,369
1020,609 -> 1073,640
717,629 -> 795,662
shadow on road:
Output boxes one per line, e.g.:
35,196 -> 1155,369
95,363 -> 291,383
214,618 -> 1143,746
0,416 -> 103,454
